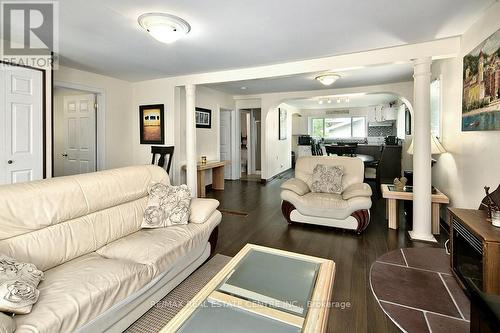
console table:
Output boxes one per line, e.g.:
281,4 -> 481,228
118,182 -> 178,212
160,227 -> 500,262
183,161 -> 228,198
381,184 -> 449,234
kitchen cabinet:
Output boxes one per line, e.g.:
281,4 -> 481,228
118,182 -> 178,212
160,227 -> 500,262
370,106 -> 398,123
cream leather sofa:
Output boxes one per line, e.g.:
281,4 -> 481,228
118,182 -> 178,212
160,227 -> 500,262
0,165 -> 221,333
281,156 -> 372,233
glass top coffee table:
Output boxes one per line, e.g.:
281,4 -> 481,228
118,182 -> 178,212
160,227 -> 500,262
161,244 -> 335,333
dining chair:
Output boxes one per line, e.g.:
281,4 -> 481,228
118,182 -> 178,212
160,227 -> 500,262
151,146 -> 174,175
364,146 -> 385,197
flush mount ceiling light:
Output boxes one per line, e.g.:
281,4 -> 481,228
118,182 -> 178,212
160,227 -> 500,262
315,74 -> 341,86
138,13 -> 191,44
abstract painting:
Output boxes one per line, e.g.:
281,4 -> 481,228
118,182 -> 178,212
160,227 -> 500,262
140,104 -> 164,144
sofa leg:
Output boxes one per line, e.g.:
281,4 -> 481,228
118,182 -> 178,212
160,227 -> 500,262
281,201 -> 295,224
352,210 -> 370,234
209,226 -> 219,253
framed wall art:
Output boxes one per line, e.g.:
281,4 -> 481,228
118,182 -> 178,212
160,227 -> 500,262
279,108 -> 287,140
196,107 -> 212,128
140,104 -> 164,144
462,28 -> 500,131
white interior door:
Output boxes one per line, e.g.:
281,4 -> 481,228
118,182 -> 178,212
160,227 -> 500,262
0,65 -> 43,184
62,94 -> 96,176
220,110 -> 232,179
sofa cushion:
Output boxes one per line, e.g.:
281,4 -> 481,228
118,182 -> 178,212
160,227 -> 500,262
142,184 -> 192,229
13,253 -> 152,333
311,164 -> 344,194
0,312 -> 15,333
0,197 -> 148,272
281,190 -> 372,220
280,178 -> 310,196
295,156 -> 364,190
0,255 -> 44,314
342,183 -> 373,200
97,210 -> 221,277
189,198 -> 220,224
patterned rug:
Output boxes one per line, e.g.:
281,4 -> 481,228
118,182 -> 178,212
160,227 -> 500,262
370,248 -> 470,333
126,254 -> 231,333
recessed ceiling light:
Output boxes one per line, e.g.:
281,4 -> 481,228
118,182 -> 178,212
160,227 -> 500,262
327,99 -> 332,104
337,98 -> 341,103
138,13 -> 191,44
315,74 -> 341,86
240,86 -> 247,90
318,100 -> 324,105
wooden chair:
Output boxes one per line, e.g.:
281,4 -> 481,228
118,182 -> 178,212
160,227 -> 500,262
364,146 -> 385,197
151,146 -> 174,175
325,145 -> 357,157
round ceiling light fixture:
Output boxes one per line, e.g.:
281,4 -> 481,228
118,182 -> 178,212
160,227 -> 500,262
315,73 -> 341,86
138,13 -> 191,44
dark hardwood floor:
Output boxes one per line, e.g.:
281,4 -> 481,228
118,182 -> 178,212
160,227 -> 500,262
206,170 -> 447,333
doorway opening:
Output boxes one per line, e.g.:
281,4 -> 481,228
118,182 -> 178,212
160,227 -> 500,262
53,86 -> 98,177
240,108 -> 261,181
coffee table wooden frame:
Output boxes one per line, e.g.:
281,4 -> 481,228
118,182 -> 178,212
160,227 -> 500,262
161,244 -> 335,333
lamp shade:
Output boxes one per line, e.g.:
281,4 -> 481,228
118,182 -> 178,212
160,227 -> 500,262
407,135 -> 447,155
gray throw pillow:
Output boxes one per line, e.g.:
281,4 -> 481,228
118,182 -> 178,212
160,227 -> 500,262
0,255 -> 44,314
142,183 -> 192,228
311,164 -> 344,194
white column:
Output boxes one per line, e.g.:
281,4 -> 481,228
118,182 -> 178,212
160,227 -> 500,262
185,84 -> 197,197
409,57 -> 435,242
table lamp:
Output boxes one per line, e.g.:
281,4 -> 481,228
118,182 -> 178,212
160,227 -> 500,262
407,135 -> 447,165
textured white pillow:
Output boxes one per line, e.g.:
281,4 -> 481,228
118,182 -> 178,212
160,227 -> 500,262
311,164 -> 344,194
0,255 -> 44,315
142,183 -> 192,228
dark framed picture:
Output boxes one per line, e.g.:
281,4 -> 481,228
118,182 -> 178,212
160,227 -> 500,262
140,104 -> 164,144
278,108 -> 287,140
405,108 -> 412,135
196,107 -> 212,128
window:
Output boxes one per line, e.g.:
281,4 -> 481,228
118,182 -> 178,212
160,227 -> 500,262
311,116 -> 367,138
430,79 -> 441,137
312,118 -> 324,137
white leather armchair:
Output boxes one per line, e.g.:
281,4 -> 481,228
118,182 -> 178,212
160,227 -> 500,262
281,156 -> 372,233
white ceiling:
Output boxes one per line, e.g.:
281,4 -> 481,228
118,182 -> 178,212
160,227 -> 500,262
284,93 -> 398,110
56,0 -> 494,81
206,63 -> 414,95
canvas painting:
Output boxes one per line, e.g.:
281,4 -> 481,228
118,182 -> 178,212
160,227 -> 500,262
279,108 -> 287,140
140,104 -> 164,144
462,28 -> 500,131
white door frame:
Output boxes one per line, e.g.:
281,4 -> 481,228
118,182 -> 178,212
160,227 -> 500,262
54,81 -> 106,172
219,108 -> 234,179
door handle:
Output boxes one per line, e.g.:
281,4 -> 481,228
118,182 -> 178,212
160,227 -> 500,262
7,160 -> 13,164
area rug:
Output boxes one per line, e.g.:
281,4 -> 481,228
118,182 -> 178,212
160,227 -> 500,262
126,254 -> 231,333
370,248 -> 470,333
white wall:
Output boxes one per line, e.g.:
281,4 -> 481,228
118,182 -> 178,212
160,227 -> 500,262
54,66 -> 134,170
432,2 -> 500,208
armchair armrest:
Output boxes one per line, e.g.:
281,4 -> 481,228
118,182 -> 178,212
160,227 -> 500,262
342,183 -> 372,200
281,178 -> 310,196
189,198 -> 220,224
0,312 -> 15,333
